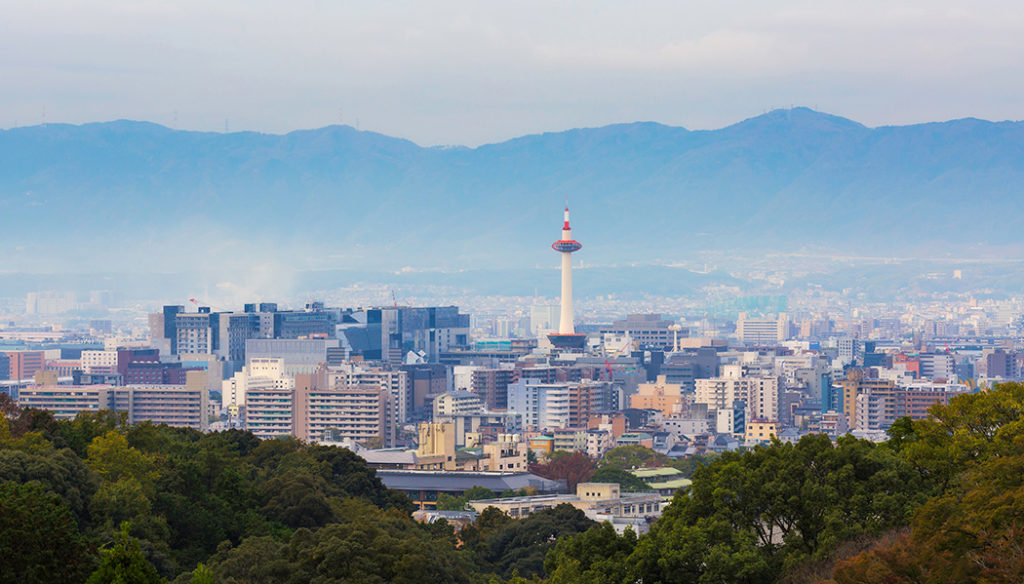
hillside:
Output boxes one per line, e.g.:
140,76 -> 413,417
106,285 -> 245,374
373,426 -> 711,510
2,108 -> 1023,274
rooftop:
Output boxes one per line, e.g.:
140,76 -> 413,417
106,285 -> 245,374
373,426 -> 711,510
377,470 -> 564,493
630,467 -> 683,479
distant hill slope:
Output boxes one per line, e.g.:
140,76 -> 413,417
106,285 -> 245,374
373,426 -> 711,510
2,107 -> 1023,273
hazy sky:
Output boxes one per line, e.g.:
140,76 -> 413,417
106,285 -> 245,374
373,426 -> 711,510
4,0 -> 1023,145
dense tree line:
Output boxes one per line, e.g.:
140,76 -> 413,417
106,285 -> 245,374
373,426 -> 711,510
546,383 -> 1024,583
4,383 -> 1024,583
0,397 -> 595,583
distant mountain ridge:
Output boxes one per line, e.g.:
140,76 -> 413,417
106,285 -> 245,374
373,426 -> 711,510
2,107 -> 1024,274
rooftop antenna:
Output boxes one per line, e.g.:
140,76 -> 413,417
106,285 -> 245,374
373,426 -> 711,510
224,118 -> 229,133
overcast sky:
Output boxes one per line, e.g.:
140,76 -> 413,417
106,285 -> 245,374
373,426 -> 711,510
3,0 -> 1023,146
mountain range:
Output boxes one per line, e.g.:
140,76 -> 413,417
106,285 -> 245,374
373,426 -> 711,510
2,107 -> 1024,276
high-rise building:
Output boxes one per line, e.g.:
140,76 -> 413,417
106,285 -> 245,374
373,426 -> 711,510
215,313 -> 262,362
19,374 -> 208,431
274,303 -> 340,339
470,367 -> 516,410
245,384 -> 297,439
328,365 -> 410,425
25,291 -> 77,315
245,338 -> 336,377
294,370 -> 394,446
736,313 -> 790,345
4,351 -> 46,381
600,314 -> 683,350
695,364 -> 779,422
337,306 -> 470,364
175,310 -> 214,355
400,363 -> 449,418
530,305 -> 560,335
221,357 -> 293,413
110,373 -> 209,431
508,378 -> 616,430
836,370 -> 896,424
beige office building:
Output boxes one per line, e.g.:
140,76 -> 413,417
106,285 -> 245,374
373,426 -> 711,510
629,375 -> 684,417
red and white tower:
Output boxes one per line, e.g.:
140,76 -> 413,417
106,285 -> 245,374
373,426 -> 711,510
548,206 -> 586,350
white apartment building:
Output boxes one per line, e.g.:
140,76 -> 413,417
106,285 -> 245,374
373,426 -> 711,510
81,350 -> 118,374
298,382 -> 393,445
222,357 -> 292,411
175,313 -> 213,355
328,365 -> 410,425
245,385 -> 296,439
19,376 -> 208,431
695,364 -> 779,422
18,385 -> 114,418
586,429 -> 614,458
433,390 -> 484,419
736,313 -> 789,345
507,380 -> 573,430
918,353 -> 956,381
111,383 -> 209,431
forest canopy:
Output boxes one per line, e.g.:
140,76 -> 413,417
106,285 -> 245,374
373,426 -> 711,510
3,383 -> 1024,583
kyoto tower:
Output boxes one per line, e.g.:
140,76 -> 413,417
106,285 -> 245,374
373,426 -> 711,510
547,205 -> 587,350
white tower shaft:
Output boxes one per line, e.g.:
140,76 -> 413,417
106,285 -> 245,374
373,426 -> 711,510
559,231 -> 574,334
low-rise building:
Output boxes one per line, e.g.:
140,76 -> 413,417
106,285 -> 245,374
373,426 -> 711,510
744,419 -> 778,444
468,482 -> 665,533
629,375 -> 685,417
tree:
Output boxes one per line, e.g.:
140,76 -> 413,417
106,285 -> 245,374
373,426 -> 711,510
90,478 -> 153,527
57,410 -> 129,457
87,523 -> 165,584
458,506 -> 512,556
0,481 -> 94,584
0,392 -> 20,419
670,453 -> 717,478
189,563 -> 214,584
86,431 -> 159,493
829,384 -> 1024,583
482,503 -> 598,579
258,472 -> 336,529
436,485 -> 497,510
899,382 -> 1024,490
545,523 -> 637,584
529,451 -> 595,491
598,445 -> 671,469
588,466 -> 650,492
207,501 -> 477,584
204,537 -> 292,584
0,445 -> 97,525
621,434 -> 927,584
